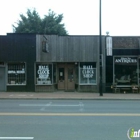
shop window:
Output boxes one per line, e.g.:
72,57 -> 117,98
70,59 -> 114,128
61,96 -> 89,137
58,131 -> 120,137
7,63 -> 26,85
79,63 -> 97,85
36,64 -> 52,85
114,57 -> 138,85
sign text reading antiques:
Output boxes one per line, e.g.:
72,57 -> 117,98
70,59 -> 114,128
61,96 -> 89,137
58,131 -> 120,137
115,57 -> 137,64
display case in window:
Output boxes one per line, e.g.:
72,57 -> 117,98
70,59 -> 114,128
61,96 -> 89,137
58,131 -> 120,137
114,57 -> 138,85
7,63 -> 26,85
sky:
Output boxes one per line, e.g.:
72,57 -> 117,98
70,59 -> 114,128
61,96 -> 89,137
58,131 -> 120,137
0,0 -> 140,36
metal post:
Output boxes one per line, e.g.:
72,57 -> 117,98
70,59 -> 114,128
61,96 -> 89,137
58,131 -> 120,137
99,0 -> 103,96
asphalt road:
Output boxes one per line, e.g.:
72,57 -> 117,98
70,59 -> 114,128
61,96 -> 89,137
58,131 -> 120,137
0,100 -> 140,140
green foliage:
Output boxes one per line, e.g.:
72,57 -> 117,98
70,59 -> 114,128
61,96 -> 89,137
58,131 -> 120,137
13,9 -> 68,35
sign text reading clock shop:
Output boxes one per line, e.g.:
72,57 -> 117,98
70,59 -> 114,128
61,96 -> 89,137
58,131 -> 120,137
37,65 -> 49,79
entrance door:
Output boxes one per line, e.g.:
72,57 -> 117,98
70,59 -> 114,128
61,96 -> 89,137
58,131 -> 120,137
58,63 -> 75,91
58,67 -> 65,89
0,67 -> 6,91
67,66 -> 75,90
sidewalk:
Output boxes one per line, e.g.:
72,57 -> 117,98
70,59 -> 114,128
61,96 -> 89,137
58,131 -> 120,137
0,92 -> 140,100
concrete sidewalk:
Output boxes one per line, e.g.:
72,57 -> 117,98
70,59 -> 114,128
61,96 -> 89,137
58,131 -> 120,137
0,92 -> 140,100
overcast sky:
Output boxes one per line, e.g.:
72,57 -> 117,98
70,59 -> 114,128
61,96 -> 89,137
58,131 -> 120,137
0,0 -> 140,36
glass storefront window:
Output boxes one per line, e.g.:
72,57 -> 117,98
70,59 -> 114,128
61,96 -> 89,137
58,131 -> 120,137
7,62 -> 26,85
79,63 -> 97,85
114,57 -> 138,85
36,63 -> 52,85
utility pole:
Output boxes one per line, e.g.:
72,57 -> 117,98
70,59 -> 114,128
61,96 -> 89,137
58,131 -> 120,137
99,0 -> 103,96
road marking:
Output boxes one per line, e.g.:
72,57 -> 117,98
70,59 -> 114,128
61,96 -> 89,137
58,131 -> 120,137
20,102 -> 83,112
0,137 -> 34,139
20,104 -> 49,107
0,113 -> 140,116
20,104 -> 81,107
79,102 -> 84,112
40,102 -> 52,111
49,105 -> 80,107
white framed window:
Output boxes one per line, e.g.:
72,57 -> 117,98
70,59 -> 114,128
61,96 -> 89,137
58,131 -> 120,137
114,56 -> 138,85
36,63 -> 53,85
7,62 -> 26,85
79,63 -> 97,85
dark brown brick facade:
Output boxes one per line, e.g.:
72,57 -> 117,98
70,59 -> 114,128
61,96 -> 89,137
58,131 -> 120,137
113,37 -> 140,49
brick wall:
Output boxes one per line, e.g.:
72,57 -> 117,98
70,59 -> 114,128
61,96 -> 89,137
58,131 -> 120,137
113,37 -> 140,49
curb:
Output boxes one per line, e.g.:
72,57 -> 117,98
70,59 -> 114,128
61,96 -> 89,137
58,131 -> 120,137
1,97 -> 140,100
0,92 -> 140,100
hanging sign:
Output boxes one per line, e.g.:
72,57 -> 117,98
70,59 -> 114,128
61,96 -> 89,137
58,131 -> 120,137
106,37 -> 112,56
37,65 -> 50,79
82,65 -> 94,78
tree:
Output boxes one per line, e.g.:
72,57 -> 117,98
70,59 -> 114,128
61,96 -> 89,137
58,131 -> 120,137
13,9 -> 68,35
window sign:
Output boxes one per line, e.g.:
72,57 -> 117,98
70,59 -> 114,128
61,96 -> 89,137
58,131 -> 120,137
7,63 -> 26,85
115,57 -> 137,64
38,65 -> 49,79
82,65 -> 94,78
60,72 -> 63,76
79,63 -> 96,85
36,64 -> 52,85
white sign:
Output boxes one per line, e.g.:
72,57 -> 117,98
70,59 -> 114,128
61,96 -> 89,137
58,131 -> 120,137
82,65 -> 94,78
106,37 -> 112,56
37,65 -> 49,79
8,70 -> 25,74
115,57 -> 137,64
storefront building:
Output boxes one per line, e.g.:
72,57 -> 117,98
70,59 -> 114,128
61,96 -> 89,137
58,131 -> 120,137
0,34 -> 106,92
35,35 -> 106,92
2,33 -> 140,93
0,33 -> 36,91
106,36 -> 140,93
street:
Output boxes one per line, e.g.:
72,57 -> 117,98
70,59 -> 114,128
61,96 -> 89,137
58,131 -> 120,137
0,100 -> 140,140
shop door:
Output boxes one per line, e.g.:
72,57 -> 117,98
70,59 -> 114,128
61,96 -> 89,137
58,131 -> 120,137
58,67 -> 65,90
58,64 -> 75,91
0,67 -> 6,91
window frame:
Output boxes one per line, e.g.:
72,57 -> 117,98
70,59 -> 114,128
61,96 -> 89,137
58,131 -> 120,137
7,62 -> 26,86
35,63 -> 55,85
79,62 -> 97,85
113,56 -> 138,86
